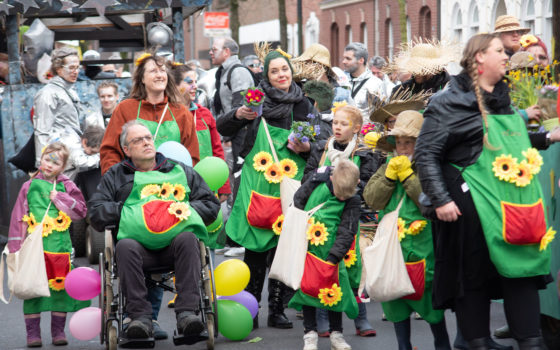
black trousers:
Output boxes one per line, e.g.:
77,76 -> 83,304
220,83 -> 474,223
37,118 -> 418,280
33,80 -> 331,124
302,305 -> 342,333
115,232 -> 201,319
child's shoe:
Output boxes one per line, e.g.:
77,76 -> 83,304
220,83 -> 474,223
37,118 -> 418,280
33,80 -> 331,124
303,330 -> 318,350
330,331 -> 351,350
25,317 -> 42,348
51,313 -> 68,346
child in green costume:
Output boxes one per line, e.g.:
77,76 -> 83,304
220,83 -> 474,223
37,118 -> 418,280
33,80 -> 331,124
8,142 -> 90,347
363,111 -> 451,350
290,159 -> 361,350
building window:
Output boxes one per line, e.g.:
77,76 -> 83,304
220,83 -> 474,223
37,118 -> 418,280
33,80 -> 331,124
406,16 -> 411,42
469,2 -> 479,36
386,19 -> 394,60
345,25 -> 352,46
453,3 -> 463,43
331,23 -> 339,66
523,0 -> 536,34
419,6 -> 431,39
360,22 -> 367,48
493,0 -> 507,24
544,0 -> 552,55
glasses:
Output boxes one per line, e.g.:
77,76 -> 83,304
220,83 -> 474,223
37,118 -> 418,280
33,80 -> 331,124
127,135 -> 153,145
248,63 -> 262,69
62,65 -> 80,72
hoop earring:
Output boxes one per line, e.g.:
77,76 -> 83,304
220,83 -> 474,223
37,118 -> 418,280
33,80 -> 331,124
477,66 -> 484,75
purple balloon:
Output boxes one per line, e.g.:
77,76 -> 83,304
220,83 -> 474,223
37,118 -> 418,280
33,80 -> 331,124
65,267 -> 101,301
218,290 -> 259,318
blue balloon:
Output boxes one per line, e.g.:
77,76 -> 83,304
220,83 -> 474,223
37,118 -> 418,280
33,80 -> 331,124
157,141 -> 192,167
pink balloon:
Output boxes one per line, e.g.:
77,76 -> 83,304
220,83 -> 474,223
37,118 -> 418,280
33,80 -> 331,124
65,267 -> 101,301
69,307 -> 101,340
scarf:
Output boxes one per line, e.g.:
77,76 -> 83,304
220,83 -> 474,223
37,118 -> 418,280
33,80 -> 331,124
326,134 -> 357,166
260,80 -> 304,120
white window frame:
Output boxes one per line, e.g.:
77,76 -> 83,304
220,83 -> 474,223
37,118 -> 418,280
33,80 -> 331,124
522,0 -> 536,34
452,3 -> 463,43
469,2 -> 479,37
543,0 -> 552,54
387,19 -> 394,60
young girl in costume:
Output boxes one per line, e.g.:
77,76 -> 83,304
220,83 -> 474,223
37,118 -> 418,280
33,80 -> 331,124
291,159 -> 361,350
363,111 -> 451,350
8,142 -> 89,347
303,104 -> 378,337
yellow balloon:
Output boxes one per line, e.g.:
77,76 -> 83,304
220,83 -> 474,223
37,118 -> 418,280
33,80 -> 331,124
214,259 -> 251,296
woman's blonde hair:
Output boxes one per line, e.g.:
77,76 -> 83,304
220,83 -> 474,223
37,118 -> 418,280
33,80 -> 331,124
32,141 -> 70,178
335,105 -> 363,130
460,33 -> 500,149
331,159 -> 359,200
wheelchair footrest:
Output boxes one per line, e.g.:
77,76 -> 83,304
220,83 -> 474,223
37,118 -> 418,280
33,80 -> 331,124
118,336 -> 156,348
173,329 -> 209,346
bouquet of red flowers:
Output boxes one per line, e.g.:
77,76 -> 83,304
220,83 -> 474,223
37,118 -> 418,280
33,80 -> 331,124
241,87 -> 266,116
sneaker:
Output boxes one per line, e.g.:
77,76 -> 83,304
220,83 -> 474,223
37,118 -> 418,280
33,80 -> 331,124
215,247 -> 229,255
330,331 -> 351,350
127,317 -> 153,339
318,331 -> 330,337
303,331 -> 318,350
224,247 -> 245,257
381,313 -> 387,321
494,325 -> 512,339
152,320 -> 168,340
176,311 -> 205,337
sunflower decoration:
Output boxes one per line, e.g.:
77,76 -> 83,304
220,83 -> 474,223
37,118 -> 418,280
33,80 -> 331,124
307,219 -> 329,246
272,214 -> 284,235
343,249 -> 357,268
264,163 -> 284,183
253,151 -> 273,172
397,217 -> 407,241
514,160 -> 533,187
53,211 -> 71,232
540,227 -> 556,251
280,159 -> 298,178
48,277 -> 65,291
135,52 -> 152,66
408,220 -> 427,235
168,202 -> 191,221
159,183 -> 173,198
522,148 -> 543,175
492,154 -> 519,182
141,184 -> 161,199
318,283 -> 343,307
42,216 -> 54,237
331,101 -> 348,114
173,184 -> 186,201
22,213 -> 38,234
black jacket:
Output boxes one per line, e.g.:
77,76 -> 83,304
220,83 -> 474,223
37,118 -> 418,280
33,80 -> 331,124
415,72 -> 548,207
392,71 -> 450,96
88,153 -> 220,234
293,168 -> 360,264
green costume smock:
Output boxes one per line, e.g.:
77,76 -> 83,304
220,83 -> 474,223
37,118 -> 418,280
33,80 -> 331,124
23,179 -> 90,314
289,183 -> 359,319
136,101 -> 181,149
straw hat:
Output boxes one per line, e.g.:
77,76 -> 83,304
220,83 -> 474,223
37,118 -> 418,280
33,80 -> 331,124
369,88 -> 430,123
292,43 -> 332,67
493,15 -> 530,34
508,51 -> 537,70
393,39 -> 461,76
376,110 -> 424,152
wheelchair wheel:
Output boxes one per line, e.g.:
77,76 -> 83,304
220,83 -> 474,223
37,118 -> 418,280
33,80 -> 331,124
106,325 -> 117,350
206,313 -> 215,350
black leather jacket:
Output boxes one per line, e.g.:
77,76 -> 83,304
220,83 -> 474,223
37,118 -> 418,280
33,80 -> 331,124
415,72 -> 548,208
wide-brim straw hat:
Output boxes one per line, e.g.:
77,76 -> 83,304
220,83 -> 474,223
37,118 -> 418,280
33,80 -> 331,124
392,39 -> 461,76
292,43 -> 332,68
508,51 -> 537,70
376,110 -> 424,152
493,15 -> 530,34
369,88 -> 430,123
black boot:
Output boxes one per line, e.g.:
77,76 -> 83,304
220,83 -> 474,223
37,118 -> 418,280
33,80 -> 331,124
468,338 -> 490,350
487,337 -> 513,350
267,278 -> 293,329
517,337 -> 546,350
244,265 -> 266,330
429,320 -> 451,350
393,319 -> 412,350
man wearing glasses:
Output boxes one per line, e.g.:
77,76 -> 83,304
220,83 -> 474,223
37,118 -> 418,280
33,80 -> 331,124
493,15 -> 530,58
33,47 -> 82,166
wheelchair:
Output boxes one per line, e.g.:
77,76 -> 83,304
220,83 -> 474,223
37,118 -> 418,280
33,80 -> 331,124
98,227 -> 217,349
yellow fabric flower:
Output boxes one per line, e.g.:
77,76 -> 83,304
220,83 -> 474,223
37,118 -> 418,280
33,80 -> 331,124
307,220 -> 329,246
318,283 -> 343,307
520,34 -> 538,48
264,163 -> 284,183
168,202 -> 191,221
48,277 -> 66,291
513,160 -> 533,187
331,101 -> 348,114
272,214 -> 284,235
159,183 -> 173,198
135,52 -> 152,66
22,213 -> 37,234
397,217 -> 407,241
253,151 -> 273,172
408,220 -> 427,235
279,159 -> 298,178
42,216 -> 54,237
53,211 -> 71,232
540,227 -> 556,251
522,148 -> 543,175
141,184 -> 161,199
275,48 -> 292,59
343,249 -> 357,268
173,184 -> 186,201
492,154 -> 518,182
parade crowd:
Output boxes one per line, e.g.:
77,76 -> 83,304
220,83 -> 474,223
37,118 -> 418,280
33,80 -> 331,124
4,13 -> 560,350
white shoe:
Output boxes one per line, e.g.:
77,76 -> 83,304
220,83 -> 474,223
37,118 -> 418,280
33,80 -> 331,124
215,247 -> 229,255
303,331 -> 318,350
224,247 -> 245,257
330,331 -> 351,350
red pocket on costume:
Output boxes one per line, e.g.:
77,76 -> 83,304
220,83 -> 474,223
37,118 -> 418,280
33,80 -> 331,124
402,260 -> 425,301
301,253 -> 339,298
142,200 -> 181,234
501,199 -> 547,245
246,191 -> 282,229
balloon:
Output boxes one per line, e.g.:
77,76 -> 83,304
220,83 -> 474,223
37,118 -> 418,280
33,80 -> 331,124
193,156 -> 229,191
218,290 -> 258,318
157,141 -> 192,167
216,300 -> 252,341
206,209 -> 223,233
69,307 -> 101,340
214,259 -> 250,296
65,267 -> 101,301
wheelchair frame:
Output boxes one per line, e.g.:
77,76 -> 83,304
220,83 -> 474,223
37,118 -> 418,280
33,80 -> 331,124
98,228 -> 217,349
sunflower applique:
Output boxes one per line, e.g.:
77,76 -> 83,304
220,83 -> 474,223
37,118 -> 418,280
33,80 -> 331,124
540,227 -> 556,251
492,154 -> 519,182
397,218 -> 407,241
48,277 -> 65,291
159,183 -> 173,198
253,152 -> 273,172
272,214 -> 284,235
168,202 -> 191,221
408,220 -> 427,235
141,184 -> 161,199
279,159 -> 298,178
53,211 -> 71,232
22,213 -> 38,234
264,163 -> 284,183
307,219 -> 329,246
318,283 -> 343,307
343,249 -> 357,268
513,160 -> 533,187
42,217 -> 54,237
173,184 -> 186,201
522,148 -> 543,175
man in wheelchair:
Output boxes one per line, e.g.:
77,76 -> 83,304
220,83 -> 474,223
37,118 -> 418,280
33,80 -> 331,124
89,121 -> 220,340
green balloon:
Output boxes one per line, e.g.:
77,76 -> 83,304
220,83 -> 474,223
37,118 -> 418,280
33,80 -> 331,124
217,299 -> 252,341
194,156 -> 229,192
206,209 -> 223,233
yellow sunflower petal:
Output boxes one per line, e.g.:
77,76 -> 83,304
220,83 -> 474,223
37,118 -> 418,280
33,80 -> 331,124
53,211 -> 72,232
48,277 -> 66,291
173,184 -> 186,201
253,152 -> 273,172
159,183 -> 173,198
540,227 -> 556,251
272,214 -> 284,235
343,249 -> 357,268
522,148 -> 543,175
264,163 -> 284,183
318,283 -> 343,307
42,217 -> 54,237
397,217 -> 408,241
168,202 -> 191,221
279,159 -> 298,178
408,220 -> 427,235
141,184 -> 161,199
514,160 -> 533,187
492,154 -> 519,182
307,220 -> 329,246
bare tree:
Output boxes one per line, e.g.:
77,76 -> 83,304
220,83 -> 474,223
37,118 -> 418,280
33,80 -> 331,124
397,0 -> 407,43
554,0 -> 559,63
279,0 -> 288,50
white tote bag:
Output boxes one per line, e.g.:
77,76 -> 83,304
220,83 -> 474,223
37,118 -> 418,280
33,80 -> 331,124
363,199 -> 414,302
269,202 -> 324,290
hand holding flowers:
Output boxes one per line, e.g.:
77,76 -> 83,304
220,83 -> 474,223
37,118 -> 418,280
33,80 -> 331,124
241,87 -> 266,116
